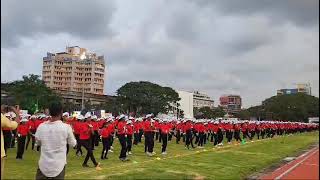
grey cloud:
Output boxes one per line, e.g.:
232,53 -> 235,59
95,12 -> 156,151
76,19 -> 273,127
192,0 -> 319,27
1,0 -> 116,48
1,0 -> 319,108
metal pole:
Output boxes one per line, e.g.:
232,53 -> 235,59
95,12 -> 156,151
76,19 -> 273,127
81,63 -> 85,110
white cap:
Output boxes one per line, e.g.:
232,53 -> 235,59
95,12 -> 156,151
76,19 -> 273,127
127,120 -> 132,124
92,115 -> 98,120
84,112 -> 91,119
21,118 -> 29,122
38,114 -> 46,119
63,112 -> 69,117
77,115 -> 85,120
119,114 -> 126,120
146,114 -> 152,118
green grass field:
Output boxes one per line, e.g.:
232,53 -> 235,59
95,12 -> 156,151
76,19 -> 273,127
3,132 -> 319,179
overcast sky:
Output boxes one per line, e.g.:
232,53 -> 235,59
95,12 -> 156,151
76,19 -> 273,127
1,0 -> 319,108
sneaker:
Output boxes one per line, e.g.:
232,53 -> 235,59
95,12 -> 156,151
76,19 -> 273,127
108,150 -> 114,153
152,152 -> 156,155
126,152 -> 129,156
95,163 -> 102,171
146,152 -> 153,157
82,164 -> 90,168
128,151 -> 132,155
161,152 -> 167,155
110,146 -> 114,150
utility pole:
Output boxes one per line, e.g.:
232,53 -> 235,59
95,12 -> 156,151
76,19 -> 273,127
81,61 -> 85,110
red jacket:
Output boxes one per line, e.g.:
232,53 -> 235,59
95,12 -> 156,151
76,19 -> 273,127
211,124 -> 219,133
160,124 -> 171,134
126,124 -> 134,135
100,127 -> 111,138
73,121 -> 82,135
133,122 -> 140,133
117,121 -> 126,135
17,123 -> 29,136
27,120 -> 36,131
79,122 -> 92,140
196,124 -> 205,133
184,122 -> 193,132
143,120 -> 152,132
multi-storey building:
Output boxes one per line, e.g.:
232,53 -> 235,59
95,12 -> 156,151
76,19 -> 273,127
219,95 -> 242,114
42,46 -> 105,95
42,46 -> 107,110
193,91 -> 214,109
277,83 -> 311,96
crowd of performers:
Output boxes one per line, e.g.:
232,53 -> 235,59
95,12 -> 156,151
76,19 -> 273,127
2,112 -> 319,166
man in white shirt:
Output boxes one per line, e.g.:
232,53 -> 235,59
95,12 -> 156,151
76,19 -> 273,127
35,102 -> 77,179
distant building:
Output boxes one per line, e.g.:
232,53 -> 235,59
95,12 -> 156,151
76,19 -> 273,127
193,91 -> 214,109
219,95 -> 242,114
42,46 -> 105,95
277,83 -> 311,96
177,90 -> 194,118
170,90 -> 194,118
42,46 -> 107,109
170,90 -> 215,118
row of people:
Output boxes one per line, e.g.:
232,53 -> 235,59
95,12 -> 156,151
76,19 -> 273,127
3,112 -> 318,165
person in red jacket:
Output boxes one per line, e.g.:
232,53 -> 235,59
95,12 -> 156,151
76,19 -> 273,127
74,116 -> 84,156
211,121 -> 219,146
160,119 -> 171,154
99,121 -> 112,159
167,120 -> 174,142
144,115 -> 155,156
16,118 -> 29,159
241,121 -> 249,140
184,119 -> 195,149
233,122 -> 242,143
79,114 -> 101,169
196,121 -> 205,148
225,121 -> 234,144
117,115 -> 128,161
26,115 -> 36,150
217,120 -> 224,146
126,120 -> 134,155
133,119 -> 140,145
154,118 -> 160,142
175,121 -> 182,144
90,116 -> 100,149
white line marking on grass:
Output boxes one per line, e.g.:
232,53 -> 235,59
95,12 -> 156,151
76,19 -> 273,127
275,147 -> 319,180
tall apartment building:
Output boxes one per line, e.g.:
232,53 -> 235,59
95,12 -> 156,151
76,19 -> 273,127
219,95 -> 242,114
42,46 -> 105,95
277,83 -> 311,96
193,91 -> 214,109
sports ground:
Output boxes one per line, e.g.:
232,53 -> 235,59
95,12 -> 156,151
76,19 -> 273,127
3,131 -> 319,179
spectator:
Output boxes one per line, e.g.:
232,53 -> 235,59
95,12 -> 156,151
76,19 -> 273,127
1,105 -> 20,180
35,102 -> 77,179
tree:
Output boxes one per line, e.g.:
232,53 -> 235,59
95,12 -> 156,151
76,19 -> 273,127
194,106 -> 226,119
245,93 -> 319,122
117,81 -> 180,116
236,109 -> 251,120
3,74 -> 62,113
